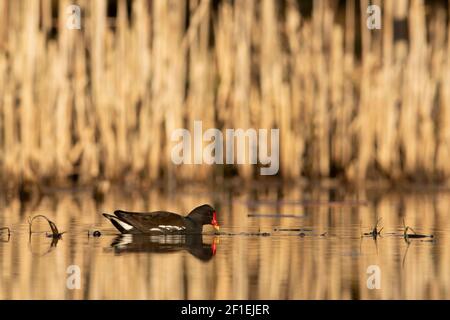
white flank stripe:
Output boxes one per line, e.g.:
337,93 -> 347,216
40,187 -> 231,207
148,226 -> 185,232
115,219 -> 133,231
158,225 -> 185,231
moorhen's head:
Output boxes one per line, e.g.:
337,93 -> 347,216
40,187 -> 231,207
188,204 -> 220,231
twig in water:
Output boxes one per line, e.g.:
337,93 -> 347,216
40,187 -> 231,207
28,215 -> 65,239
363,218 -> 383,239
402,219 -> 434,240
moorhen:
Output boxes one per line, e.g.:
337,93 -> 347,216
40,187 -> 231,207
103,204 -> 220,234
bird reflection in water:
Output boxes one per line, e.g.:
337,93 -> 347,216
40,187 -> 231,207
108,234 -> 218,262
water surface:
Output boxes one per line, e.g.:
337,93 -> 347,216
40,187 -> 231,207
0,185 -> 449,299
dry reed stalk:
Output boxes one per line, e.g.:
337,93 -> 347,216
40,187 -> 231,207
231,0 -> 254,179
285,0 -> 304,178
186,0 -> 215,180
0,0 -> 449,188
314,0 -> 332,178
348,0 -> 374,181
375,0 -> 396,176
434,3 -> 450,178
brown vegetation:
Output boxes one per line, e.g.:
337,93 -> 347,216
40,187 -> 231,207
0,0 -> 449,187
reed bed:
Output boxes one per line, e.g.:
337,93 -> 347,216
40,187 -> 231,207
0,0 -> 450,187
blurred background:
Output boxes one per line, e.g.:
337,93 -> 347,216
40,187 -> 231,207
1,0 -> 449,190
1,0 -> 450,300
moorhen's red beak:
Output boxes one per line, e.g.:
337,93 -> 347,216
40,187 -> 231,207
211,211 -> 220,231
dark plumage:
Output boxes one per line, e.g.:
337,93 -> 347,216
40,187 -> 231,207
103,204 -> 219,234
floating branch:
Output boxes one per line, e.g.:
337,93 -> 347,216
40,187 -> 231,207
363,218 -> 383,239
402,219 -> 434,241
274,228 -> 313,232
28,215 -> 65,239
299,230 -> 328,237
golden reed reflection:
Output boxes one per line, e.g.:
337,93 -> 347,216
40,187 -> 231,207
0,185 -> 449,299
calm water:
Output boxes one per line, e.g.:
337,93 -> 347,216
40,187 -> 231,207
1,184 -> 449,299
